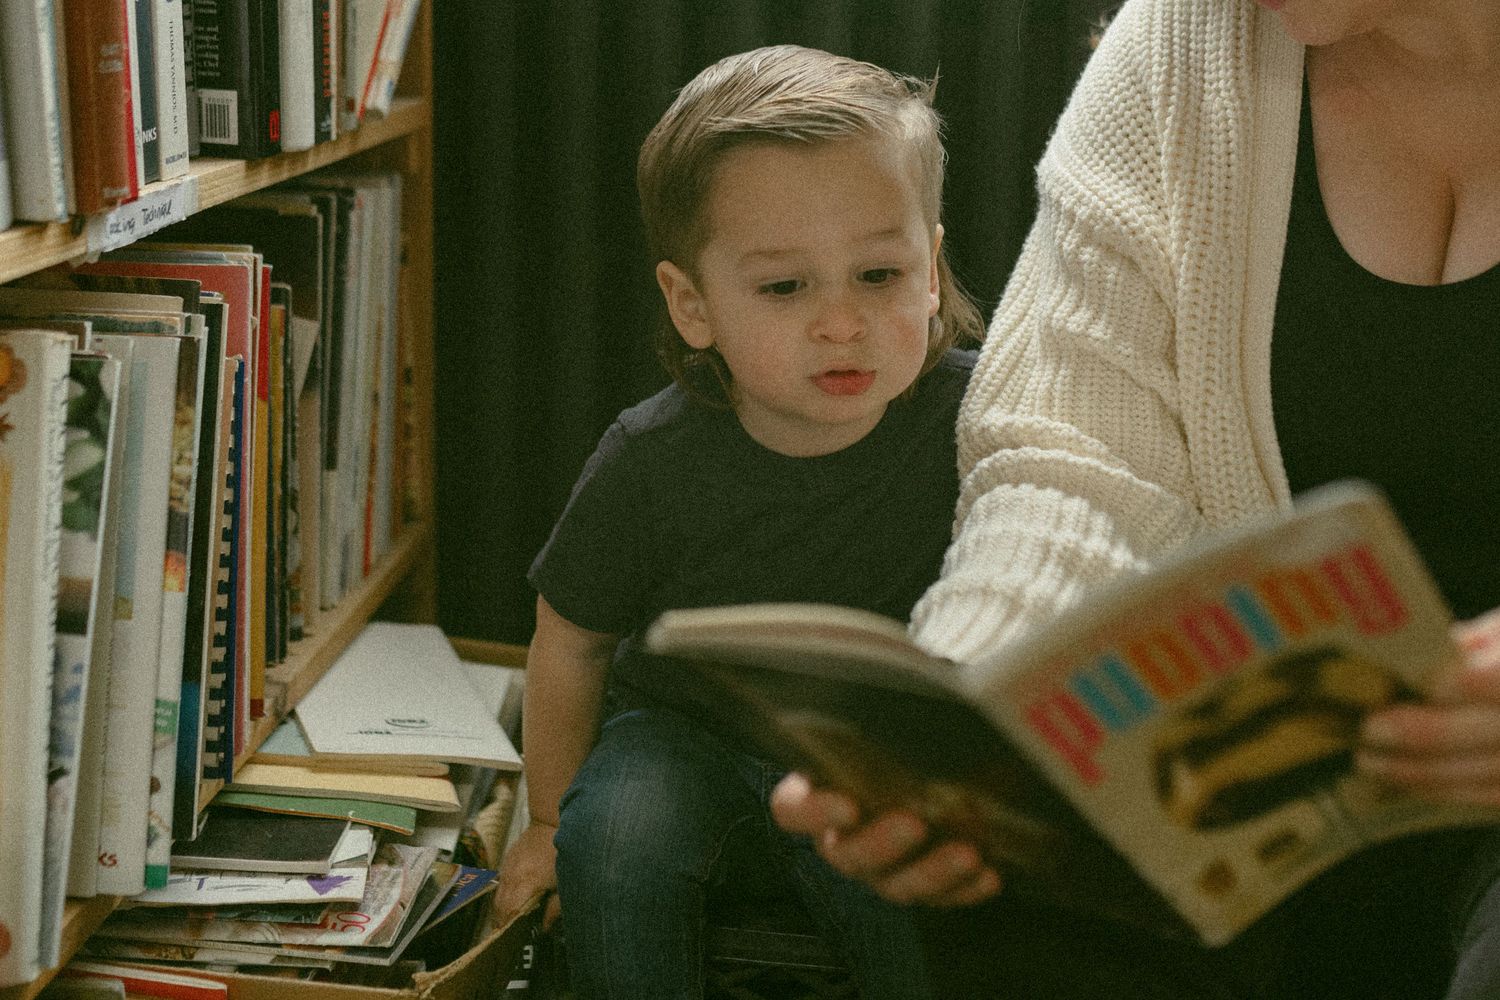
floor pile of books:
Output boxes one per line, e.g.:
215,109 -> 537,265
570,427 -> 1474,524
38,622 -> 529,998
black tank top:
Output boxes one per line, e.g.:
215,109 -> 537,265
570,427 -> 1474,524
1271,85 -> 1500,620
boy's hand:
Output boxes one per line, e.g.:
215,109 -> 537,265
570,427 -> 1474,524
494,821 -> 564,928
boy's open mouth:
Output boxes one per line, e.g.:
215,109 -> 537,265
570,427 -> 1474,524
813,369 -> 876,396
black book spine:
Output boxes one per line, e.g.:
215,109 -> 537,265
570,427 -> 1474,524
190,0 -> 279,158
313,0 -> 334,143
134,0 -> 161,181
248,0 -> 281,154
182,0 -> 201,157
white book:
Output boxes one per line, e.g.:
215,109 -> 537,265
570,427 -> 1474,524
0,329 -> 72,988
68,337 -> 134,897
0,0 -> 70,221
279,0 -> 316,151
51,0 -> 76,214
362,0 -> 419,118
94,333 -> 181,895
295,622 -> 521,770
151,0 -> 191,178
144,331 -> 207,888
41,354 -> 122,966
0,72 -> 12,231
339,0 -> 389,132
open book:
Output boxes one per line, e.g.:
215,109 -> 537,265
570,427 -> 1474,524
644,481 -> 1500,946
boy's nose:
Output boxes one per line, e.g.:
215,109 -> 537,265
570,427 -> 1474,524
813,294 -> 864,343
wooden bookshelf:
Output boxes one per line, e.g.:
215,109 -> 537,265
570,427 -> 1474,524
0,100 -> 431,287
0,4 -> 437,996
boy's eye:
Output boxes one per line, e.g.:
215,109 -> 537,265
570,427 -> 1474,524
759,279 -> 803,297
861,268 -> 901,285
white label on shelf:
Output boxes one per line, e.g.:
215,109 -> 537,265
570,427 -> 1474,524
85,176 -> 201,255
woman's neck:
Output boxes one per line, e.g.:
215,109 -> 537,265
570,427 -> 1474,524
1349,1 -> 1500,82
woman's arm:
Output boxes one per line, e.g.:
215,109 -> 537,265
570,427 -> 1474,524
493,595 -> 618,924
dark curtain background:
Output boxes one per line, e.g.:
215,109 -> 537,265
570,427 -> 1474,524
432,1 -> 1120,645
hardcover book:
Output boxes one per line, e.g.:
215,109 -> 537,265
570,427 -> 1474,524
189,0 -> 280,159
1,0 -> 71,221
643,481 -> 1500,947
62,0 -> 139,213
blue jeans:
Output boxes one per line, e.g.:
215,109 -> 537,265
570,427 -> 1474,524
553,704 -> 932,1000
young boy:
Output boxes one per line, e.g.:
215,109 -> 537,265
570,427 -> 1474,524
495,44 -> 984,999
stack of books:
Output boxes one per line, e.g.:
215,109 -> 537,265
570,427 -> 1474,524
66,621 -> 521,984
0,0 -> 425,228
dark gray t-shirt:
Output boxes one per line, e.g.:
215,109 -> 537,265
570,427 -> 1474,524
529,348 -> 975,703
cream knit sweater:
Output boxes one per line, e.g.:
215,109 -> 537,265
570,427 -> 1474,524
911,0 -> 1307,665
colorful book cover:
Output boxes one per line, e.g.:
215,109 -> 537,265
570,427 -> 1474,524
41,353 -> 122,966
0,329 -> 72,989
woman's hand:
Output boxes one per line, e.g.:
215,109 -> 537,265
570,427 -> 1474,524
1358,609 -> 1500,804
493,821 -> 564,928
770,772 -> 1002,907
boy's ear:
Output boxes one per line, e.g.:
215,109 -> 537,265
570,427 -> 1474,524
928,224 -> 944,318
656,261 -> 714,350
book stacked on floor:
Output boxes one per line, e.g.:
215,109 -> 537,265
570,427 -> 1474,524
0,169 -> 424,989
69,622 -> 518,983
0,0 -> 425,225
74,808 -> 501,985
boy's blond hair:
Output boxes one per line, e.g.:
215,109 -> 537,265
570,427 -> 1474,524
638,44 -> 983,407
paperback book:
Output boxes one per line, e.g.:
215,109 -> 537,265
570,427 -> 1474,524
643,481 -> 1500,946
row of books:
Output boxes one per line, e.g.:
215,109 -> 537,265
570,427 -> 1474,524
0,168 -> 410,988
0,0 -> 423,227
68,623 -> 525,985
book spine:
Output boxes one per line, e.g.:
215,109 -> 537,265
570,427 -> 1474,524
62,0 -> 137,214
277,0 -> 314,151
201,357 -> 240,788
312,0 -> 334,143
181,0 -> 199,156
67,338 -> 136,899
153,0 -> 191,178
144,338 -> 206,887
95,335 -> 180,896
40,354 -> 120,966
175,315 -> 225,837
131,0 -> 160,184
254,0 -> 282,154
191,0 -> 264,158
0,0 -> 71,221
363,0 -> 417,118
0,331 -> 71,989
0,75 -> 11,231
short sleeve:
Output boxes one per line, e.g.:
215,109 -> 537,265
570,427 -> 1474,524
528,421 -> 653,635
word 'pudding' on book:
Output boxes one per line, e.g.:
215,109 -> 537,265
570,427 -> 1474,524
644,480 -> 1500,947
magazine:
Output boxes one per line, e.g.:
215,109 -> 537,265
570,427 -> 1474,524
643,481 -> 1500,946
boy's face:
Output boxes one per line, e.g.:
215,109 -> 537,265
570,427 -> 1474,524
656,137 -> 941,457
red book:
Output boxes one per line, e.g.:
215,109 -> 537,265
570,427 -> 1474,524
61,961 -> 227,1000
62,0 -> 139,214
